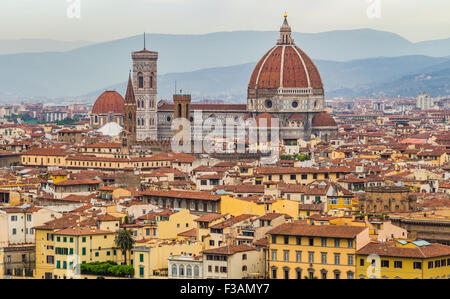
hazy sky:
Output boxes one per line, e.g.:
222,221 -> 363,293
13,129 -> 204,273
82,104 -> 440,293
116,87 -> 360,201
1,0 -> 449,42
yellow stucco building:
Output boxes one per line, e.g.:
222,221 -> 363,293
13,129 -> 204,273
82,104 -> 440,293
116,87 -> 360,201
356,240 -> 450,279
267,222 -> 371,279
220,195 -> 299,219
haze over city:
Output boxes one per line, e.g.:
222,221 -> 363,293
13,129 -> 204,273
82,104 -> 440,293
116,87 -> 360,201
0,0 -> 449,288
1,0 -> 450,42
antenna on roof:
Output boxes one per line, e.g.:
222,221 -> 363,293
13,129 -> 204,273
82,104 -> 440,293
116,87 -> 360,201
143,32 -> 146,50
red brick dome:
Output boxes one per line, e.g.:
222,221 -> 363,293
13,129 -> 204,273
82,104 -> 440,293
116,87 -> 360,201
248,45 -> 323,90
312,112 -> 337,127
92,91 -> 125,115
248,15 -> 323,92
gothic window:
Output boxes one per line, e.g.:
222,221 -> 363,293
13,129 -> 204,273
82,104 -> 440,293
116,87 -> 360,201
179,265 -> 185,276
128,113 -> 132,120
171,264 -> 177,276
186,265 -> 192,277
138,72 -> 144,89
194,266 -> 199,277
150,73 -> 154,88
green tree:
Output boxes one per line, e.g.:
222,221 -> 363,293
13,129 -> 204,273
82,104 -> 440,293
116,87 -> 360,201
115,229 -> 135,266
296,154 -> 311,161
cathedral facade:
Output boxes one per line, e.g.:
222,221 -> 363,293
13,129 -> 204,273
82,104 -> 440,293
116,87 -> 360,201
92,14 -> 338,149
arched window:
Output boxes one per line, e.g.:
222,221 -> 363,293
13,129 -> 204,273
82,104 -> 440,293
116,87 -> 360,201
128,112 -> 132,120
242,266 -> 247,272
334,270 -> 341,279
171,264 -> 177,276
194,265 -> 199,277
94,115 -> 98,123
137,118 -> 141,127
138,72 -> 144,88
179,265 -> 185,276
295,268 -> 302,279
150,73 -> 154,88
187,265 -> 192,277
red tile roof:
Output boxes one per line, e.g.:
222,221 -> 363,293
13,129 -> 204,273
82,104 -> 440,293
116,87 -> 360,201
267,223 -> 366,238
139,190 -> 220,201
357,241 -> 450,258
202,244 -> 256,255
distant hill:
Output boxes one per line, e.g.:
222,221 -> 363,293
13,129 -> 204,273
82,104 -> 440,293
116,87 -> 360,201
85,55 -> 450,102
0,39 -> 92,55
328,60 -> 450,98
0,29 -> 449,101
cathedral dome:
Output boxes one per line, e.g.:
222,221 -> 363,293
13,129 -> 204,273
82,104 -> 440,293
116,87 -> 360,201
248,15 -> 323,93
312,112 -> 337,127
92,91 -> 125,115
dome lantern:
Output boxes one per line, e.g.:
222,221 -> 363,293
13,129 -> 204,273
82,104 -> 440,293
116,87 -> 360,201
277,13 -> 294,45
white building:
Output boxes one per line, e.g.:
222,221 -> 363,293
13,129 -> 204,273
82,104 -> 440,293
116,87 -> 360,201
417,93 -> 434,110
168,254 -> 203,279
201,244 -> 265,279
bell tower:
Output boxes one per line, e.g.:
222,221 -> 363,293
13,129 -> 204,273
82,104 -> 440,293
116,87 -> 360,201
123,72 -> 137,146
131,35 -> 158,141
173,93 -> 191,138
173,93 -> 191,120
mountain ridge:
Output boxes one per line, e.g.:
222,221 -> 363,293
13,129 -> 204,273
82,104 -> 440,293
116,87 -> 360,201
0,29 -> 449,101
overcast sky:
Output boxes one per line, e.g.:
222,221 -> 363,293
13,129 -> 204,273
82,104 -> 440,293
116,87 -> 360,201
1,0 -> 449,43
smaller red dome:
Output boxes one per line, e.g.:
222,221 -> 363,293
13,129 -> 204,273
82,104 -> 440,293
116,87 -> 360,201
92,91 -> 125,115
256,113 -> 277,127
312,112 -> 337,127
288,113 -> 304,121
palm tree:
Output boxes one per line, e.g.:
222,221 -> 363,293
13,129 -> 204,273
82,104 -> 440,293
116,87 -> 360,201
115,229 -> 135,265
